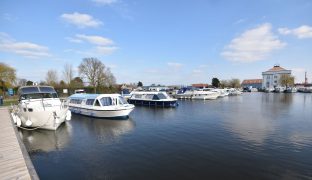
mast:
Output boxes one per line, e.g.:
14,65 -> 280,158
305,71 -> 308,86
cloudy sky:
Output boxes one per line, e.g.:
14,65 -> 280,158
1,0 -> 312,85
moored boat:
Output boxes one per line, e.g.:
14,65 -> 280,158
11,86 -> 71,130
67,94 -> 135,118
191,90 -> 219,100
128,91 -> 178,107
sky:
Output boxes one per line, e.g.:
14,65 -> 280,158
1,0 -> 312,85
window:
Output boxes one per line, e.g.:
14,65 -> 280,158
95,99 -> 101,106
157,93 -> 167,99
100,97 -> 112,106
86,99 -> 95,105
274,80 -> 277,83
274,75 -> 277,79
118,96 -> 128,105
152,95 -> 160,100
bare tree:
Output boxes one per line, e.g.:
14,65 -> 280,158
45,70 -> 58,86
280,74 -> 294,87
63,63 -> 74,86
78,58 -> 116,93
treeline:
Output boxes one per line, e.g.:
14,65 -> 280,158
0,57 -> 118,96
211,78 -> 241,88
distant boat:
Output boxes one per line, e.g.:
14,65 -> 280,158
285,87 -> 297,93
128,91 -> 178,107
67,94 -> 135,118
227,88 -> 243,96
175,87 -> 194,99
11,86 -> 71,130
192,90 -> 219,100
297,87 -> 312,93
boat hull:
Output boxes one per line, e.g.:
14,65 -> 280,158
128,99 -> 178,107
16,108 -> 69,130
69,106 -> 134,118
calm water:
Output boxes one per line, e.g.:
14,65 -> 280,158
20,93 -> 312,180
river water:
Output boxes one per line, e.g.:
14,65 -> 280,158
20,93 -> 312,179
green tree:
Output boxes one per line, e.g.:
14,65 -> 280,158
26,80 -> 34,86
70,77 -> 84,88
211,78 -> 220,88
137,81 -> 143,87
0,63 -> 16,95
280,74 -> 294,87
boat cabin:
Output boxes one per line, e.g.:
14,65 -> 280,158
68,94 -> 129,107
18,86 -> 58,101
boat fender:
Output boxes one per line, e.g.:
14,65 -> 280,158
66,110 -> 72,121
16,116 -> 22,127
11,113 -> 17,123
25,119 -> 32,126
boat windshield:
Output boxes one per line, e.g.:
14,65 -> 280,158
118,96 -> 128,105
20,93 -> 58,100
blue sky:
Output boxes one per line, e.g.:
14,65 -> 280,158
1,0 -> 312,85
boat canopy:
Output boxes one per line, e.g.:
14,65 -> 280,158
18,86 -> 56,95
68,93 -> 100,100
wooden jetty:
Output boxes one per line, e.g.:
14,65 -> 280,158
0,107 -> 39,180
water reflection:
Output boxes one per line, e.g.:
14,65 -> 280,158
19,123 -> 72,152
72,115 -> 136,144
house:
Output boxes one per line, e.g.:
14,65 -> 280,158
192,83 -> 209,89
241,79 -> 262,89
262,65 -> 291,89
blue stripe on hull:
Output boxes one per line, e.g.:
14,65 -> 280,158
128,99 -> 178,108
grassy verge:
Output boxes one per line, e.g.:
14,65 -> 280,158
2,99 -> 18,106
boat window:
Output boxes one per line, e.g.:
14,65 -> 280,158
69,99 -> 82,104
134,94 -> 142,98
95,99 -> 101,106
152,95 -> 160,100
157,93 -> 167,99
145,94 -> 154,100
100,97 -> 112,106
39,87 -> 56,93
118,96 -> 128,105
86,99 -> 95,105
42,93 -> 58,98
19,87 -> 39,94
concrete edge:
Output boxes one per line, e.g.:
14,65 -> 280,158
6,107 -> 40,180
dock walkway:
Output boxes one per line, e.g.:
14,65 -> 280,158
0,107 -> 38,180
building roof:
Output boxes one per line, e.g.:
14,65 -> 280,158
265,65 -> 288,72
192,83 -> 209,88
241,79 -> 262,84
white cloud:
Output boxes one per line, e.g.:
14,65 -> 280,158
65,37 -> 83,43
278,25 -> 312,39
222,23 -> 286,62
60,12 -> 102,28
167,62 -> 183,69
95,46 -> 118,55
0,32 -> 51,58
75,34 -> 113,45
66,34 -> 117,55
92,0 -> 118,5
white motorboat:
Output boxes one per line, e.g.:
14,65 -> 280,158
175,88 -> 194,99
191,90 -> 219,100
210,88 -> 228,97
227,88 -> 243,96
67,94 -> 135,118
128,91 -> 178,107
11,86 -> 71,130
